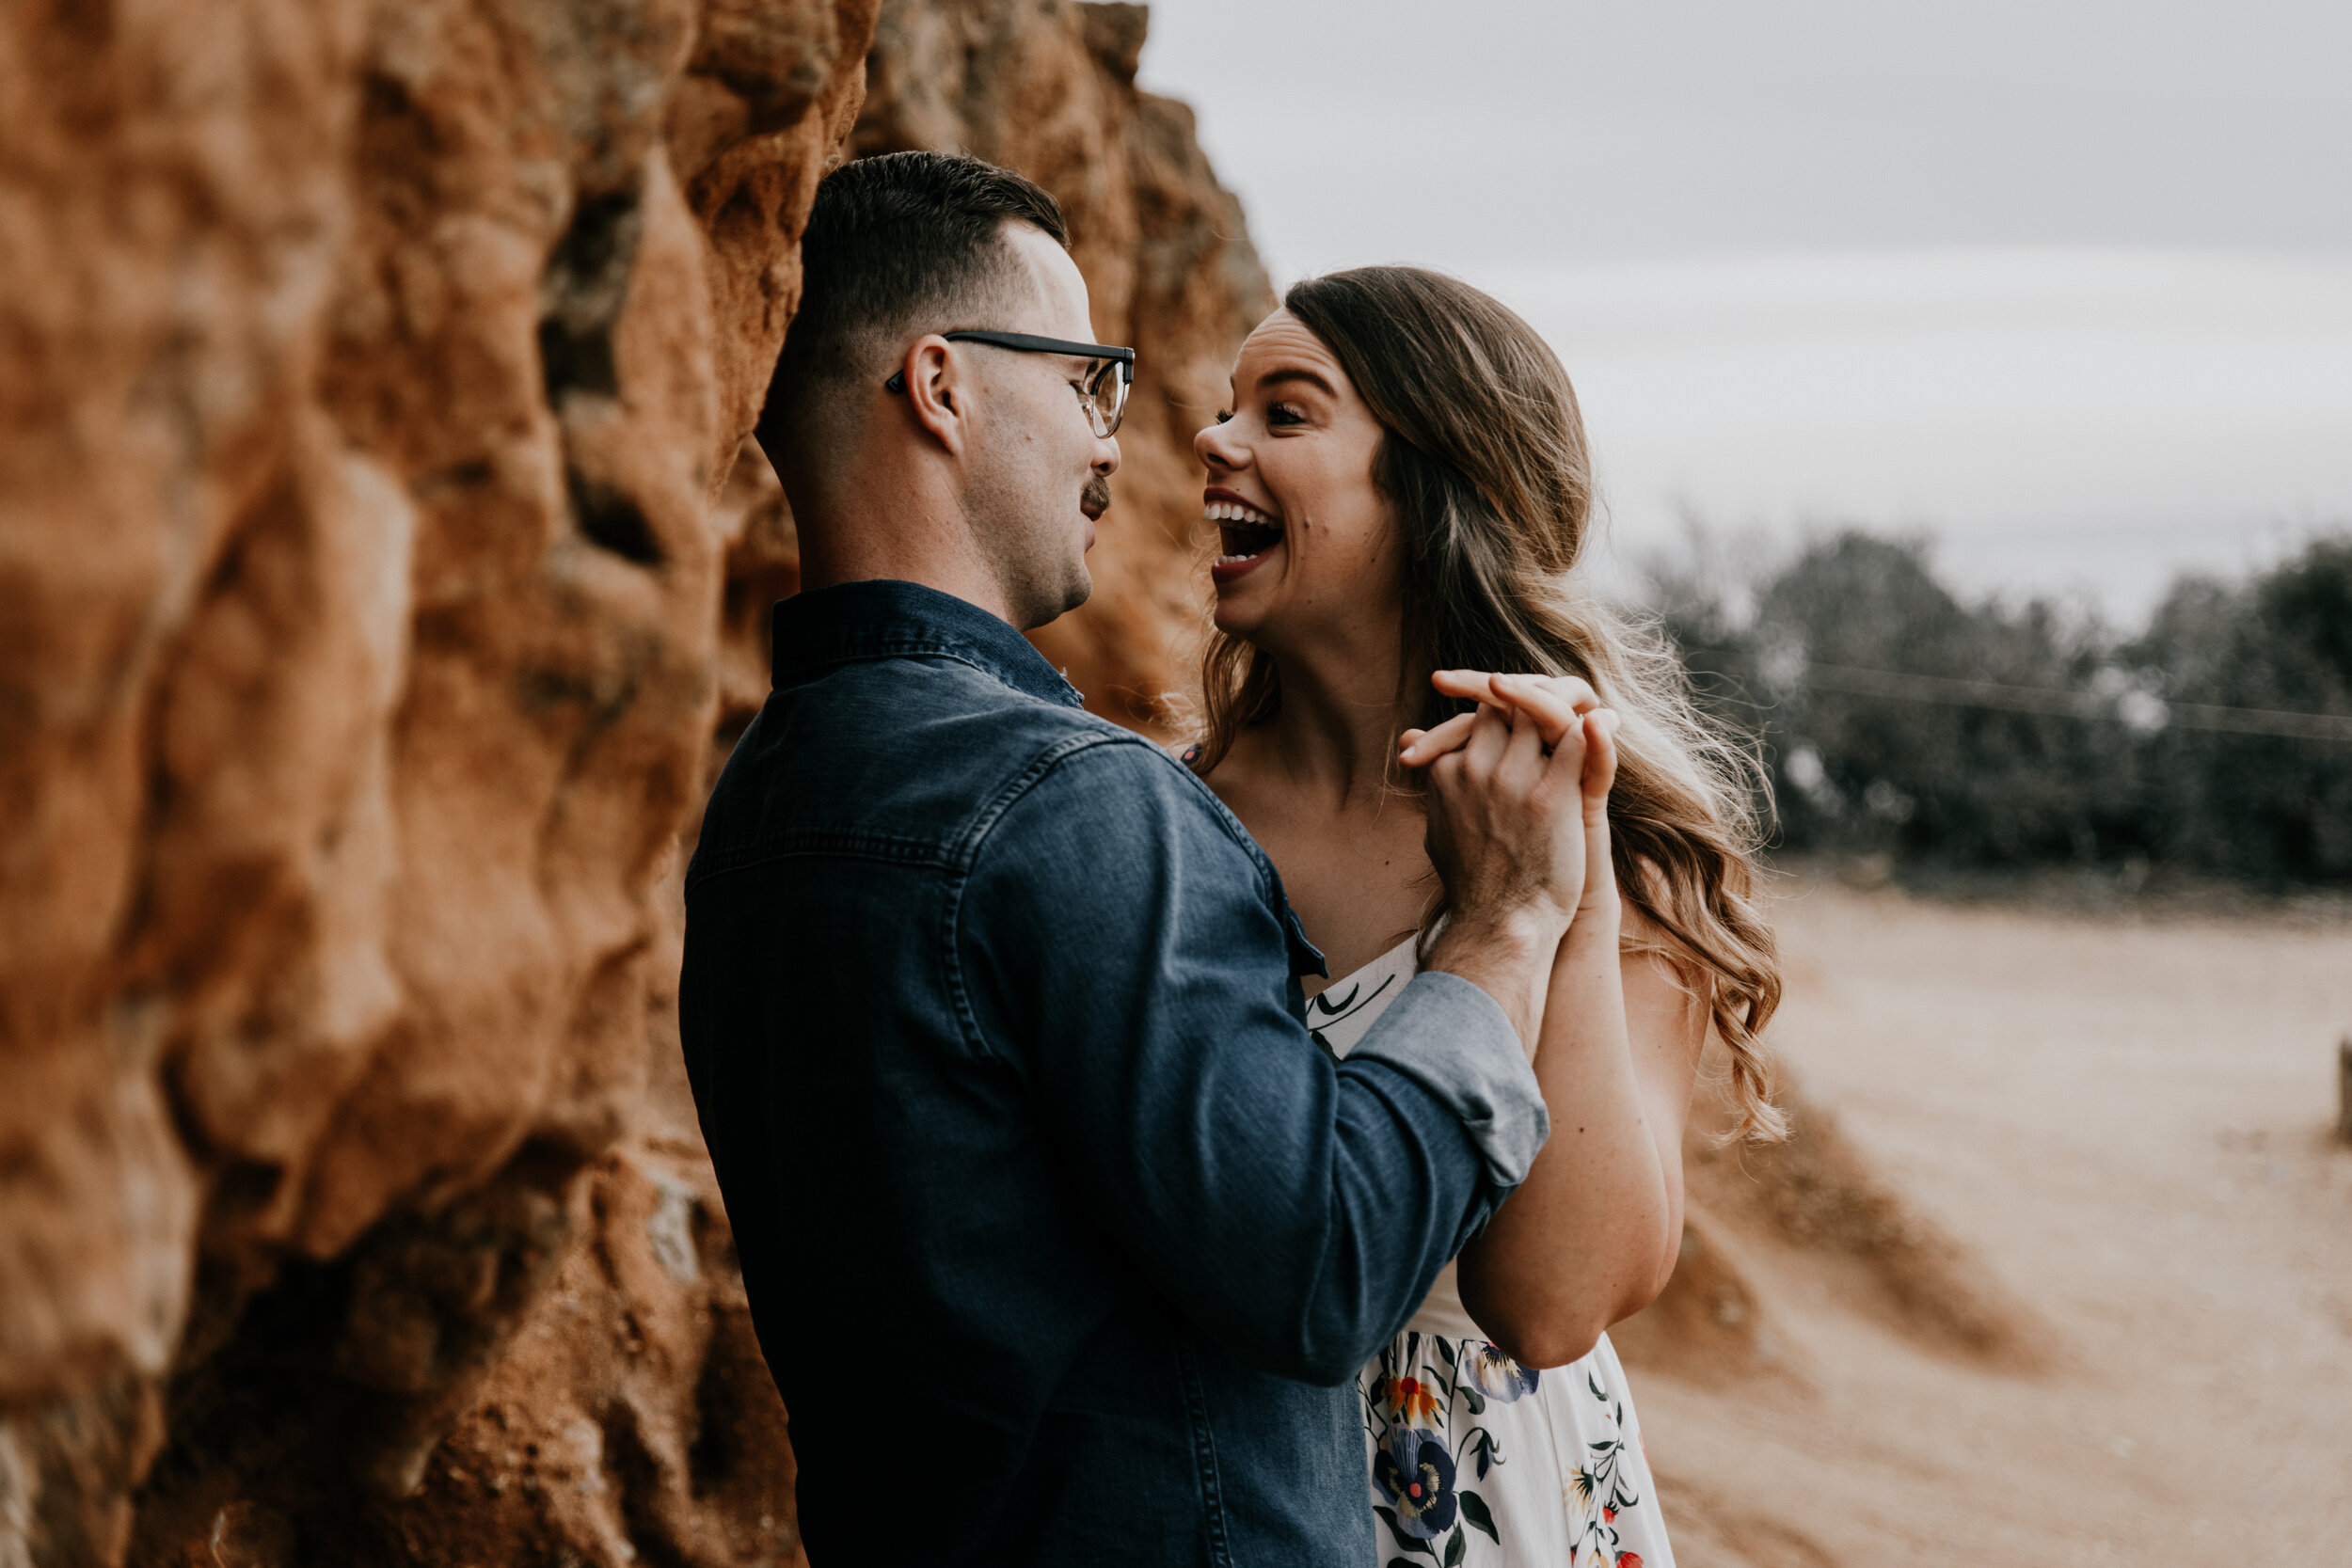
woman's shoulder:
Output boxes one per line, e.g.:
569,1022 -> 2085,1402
1616,857 -> 1709,990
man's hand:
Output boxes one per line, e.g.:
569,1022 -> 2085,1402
1399,670 -> 1598,763
1399,671 -> 1619,1057
1408,672 -> 1626,926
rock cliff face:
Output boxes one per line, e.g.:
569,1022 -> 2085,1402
0,0 -> 1265,1560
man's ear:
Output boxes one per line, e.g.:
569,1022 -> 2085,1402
897,335 -> 967,456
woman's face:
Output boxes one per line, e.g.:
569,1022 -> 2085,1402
1193,309 -> 1399,652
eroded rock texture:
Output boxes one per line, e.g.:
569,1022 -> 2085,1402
1,0 -> 1266,1561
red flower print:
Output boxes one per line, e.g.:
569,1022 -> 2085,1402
1616,1554 -> 1643,1568
1602,1506 -> 1615,1522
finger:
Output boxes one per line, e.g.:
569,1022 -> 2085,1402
1581,708 -> 1622,810
1577,715 -> 1621,911
1435,669 -> 1599,718
1427,747 -> 1468,800
1461,704 -> 1513,777
1430,669 -> 1505,706
1487,674 -> 1580,750
1543,674 -> 1601,716
1516,673 -> 1599,716
1398,711 -> 1479,768
1497,697 -> 1549,790
1539,700 -> 1593,797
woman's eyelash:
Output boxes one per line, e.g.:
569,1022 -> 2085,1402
1215,410 -> 1232,423
1266,403 -> 1305,426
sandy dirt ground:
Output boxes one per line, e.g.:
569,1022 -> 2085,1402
1631,877 -> 2352,1567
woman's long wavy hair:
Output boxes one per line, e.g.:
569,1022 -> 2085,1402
1194,266 -> 1787,1140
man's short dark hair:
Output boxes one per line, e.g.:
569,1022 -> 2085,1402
759,151 -> 1069,451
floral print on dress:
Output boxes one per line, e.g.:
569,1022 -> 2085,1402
1465,1343 -> 1539,1403
1362,1333 -> 1521,1562
1375,1426 -> 1460,1540
1360,1333 -> 1667,1566
1375,1372 -> 1443,1428
1562,1368 -> 1646,1568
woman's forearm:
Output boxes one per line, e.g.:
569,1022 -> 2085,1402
1454,907 -> 1690,1367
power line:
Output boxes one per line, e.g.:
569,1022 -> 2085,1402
1684,656 -> 2352,744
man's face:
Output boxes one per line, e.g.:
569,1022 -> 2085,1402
957,223 -> 1120,630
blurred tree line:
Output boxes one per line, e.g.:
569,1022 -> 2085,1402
1645,531 -> 2352,885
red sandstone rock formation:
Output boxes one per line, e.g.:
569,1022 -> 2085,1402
0,0 -> 1265,1560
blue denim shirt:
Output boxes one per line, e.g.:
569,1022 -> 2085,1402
680,580 -> 1549,1566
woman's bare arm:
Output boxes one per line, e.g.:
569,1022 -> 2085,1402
1408,674 -> 1709,1368
1454,889 -> 1707,1368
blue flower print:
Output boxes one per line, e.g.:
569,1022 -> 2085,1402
1373,1425 -> 1458,1539
1467,1342 -> 1539,1403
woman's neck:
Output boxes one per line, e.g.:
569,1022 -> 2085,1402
1241,620 -> 1421,812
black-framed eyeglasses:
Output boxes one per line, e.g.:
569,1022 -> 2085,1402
885,331 -> 1136,437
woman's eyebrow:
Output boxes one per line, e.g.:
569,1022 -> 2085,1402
1255,366 -> 1336,397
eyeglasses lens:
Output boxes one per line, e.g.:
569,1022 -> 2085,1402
1085,361 -> 1129,437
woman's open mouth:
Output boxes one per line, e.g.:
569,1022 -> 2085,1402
1206,497 -> 1283,583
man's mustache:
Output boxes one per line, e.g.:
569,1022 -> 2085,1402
1081,476 -> 1112,518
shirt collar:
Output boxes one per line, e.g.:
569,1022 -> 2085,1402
769,579 -> 1087,710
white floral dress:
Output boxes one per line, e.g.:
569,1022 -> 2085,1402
1313,937 -> 1676,1568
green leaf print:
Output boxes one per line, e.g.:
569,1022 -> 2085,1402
1459,1488 -> 1500,1543
1374,1506 -> 1438,1559
1442,1525 -> 1467,1567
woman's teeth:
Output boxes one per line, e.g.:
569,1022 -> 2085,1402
1205,499 -> 1283,562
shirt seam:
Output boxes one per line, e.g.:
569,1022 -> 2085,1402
1177,1338 -> 1237,1568
773,641 -> 1082,708
939,733 -> 1284,1064
685,830 -> 952,891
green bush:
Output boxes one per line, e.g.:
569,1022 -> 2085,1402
1645,531 -> 2352,885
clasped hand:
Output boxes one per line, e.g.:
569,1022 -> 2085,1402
1399,670 -> 1622,936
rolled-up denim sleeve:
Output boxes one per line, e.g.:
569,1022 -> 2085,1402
1343,970 -> 1548,1189
953,737 -> 1549,1385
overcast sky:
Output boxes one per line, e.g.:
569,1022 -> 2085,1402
1136,0 -> 2352,618
1139,0 -> 2352,275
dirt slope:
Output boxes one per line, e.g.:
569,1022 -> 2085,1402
1614,879 -> 2352,1566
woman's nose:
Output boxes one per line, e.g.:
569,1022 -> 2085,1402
1194,419 -> 1241,470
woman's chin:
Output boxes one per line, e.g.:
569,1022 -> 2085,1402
1218,585 -> 1300,643
1209,561 -> 1281,637
1209,596 -> 1265,640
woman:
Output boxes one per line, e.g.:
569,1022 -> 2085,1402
1184,268 -> 1784,1568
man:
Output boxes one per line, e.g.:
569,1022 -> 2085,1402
681,151 -> 1585,1564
